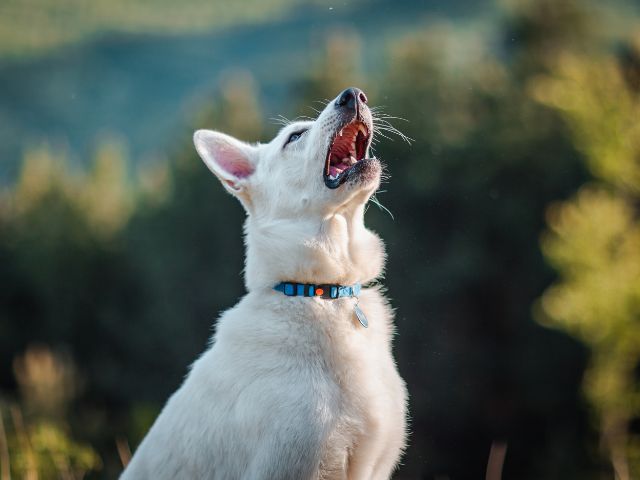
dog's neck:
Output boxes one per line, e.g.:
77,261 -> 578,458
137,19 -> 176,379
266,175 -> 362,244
243,202 -> 384,292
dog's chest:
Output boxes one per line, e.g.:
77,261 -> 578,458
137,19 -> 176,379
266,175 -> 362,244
213,290 -> 405,477
310,295 -> 402,472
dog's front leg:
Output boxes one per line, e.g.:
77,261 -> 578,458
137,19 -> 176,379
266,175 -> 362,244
241,433 -> 323,480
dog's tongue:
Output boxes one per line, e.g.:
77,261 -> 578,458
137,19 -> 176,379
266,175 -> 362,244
329,156 -> 358,178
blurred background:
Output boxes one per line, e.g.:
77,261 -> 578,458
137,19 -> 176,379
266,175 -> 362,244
1,0 -> 640,478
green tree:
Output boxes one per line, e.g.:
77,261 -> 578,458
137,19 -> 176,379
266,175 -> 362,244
534,41 -> 640,480
295,30 -> 368,113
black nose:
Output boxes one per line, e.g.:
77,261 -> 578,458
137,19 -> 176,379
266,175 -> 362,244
335,87 -> 368,111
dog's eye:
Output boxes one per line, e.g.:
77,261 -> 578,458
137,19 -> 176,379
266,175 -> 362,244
285,130 -> 307,147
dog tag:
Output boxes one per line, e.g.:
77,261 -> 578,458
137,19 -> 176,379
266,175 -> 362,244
354,303 -> 368,328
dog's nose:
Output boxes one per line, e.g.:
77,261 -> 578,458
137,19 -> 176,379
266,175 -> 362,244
335,87 -> 368,112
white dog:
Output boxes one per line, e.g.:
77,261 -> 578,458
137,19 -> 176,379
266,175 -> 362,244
121,87 -> 407,480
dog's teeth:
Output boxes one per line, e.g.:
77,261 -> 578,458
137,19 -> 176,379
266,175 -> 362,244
350,155 -> 357,164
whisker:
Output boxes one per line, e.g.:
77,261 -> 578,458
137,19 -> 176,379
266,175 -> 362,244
370,110 -> 413,144
295,114 -> 317,121
373,124 -> 413,144
373,118 -> 409,128
270,115 -> 292,126
373,130 -> 395,142
369,193 -> 395,220
374,114 -> 409,122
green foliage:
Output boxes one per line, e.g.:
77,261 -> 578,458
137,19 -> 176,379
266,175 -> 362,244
6,415 -> 102,479
502,0 -> 598,72
295,30 -> 369,104
1,346 -> 101,479
535,40 -> 640,479
532,53 -> 640,192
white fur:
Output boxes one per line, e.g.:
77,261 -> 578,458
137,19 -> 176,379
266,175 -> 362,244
121,92 -> 408,480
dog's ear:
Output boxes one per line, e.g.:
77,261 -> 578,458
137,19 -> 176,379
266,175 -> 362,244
193,129 -> 257,196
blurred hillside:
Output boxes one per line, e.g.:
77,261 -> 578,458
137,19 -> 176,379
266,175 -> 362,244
1,0 -> 640,479
0,0 -> 331,57
0,0 -> 494,182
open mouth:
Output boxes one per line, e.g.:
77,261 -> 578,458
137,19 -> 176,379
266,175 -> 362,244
324,120 -> 372,189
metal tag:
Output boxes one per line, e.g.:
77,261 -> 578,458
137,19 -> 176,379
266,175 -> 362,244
354,303 -> 368,328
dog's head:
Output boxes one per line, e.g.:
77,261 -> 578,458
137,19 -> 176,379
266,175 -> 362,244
194,87 -> 386,287
194,87 -> 380,218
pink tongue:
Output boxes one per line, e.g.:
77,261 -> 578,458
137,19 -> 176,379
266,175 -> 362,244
329,166 -> 340,177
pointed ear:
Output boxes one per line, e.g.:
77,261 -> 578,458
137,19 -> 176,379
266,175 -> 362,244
193,129 -> 257,195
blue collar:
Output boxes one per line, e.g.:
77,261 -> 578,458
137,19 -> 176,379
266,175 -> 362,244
274,282 -> 361,300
